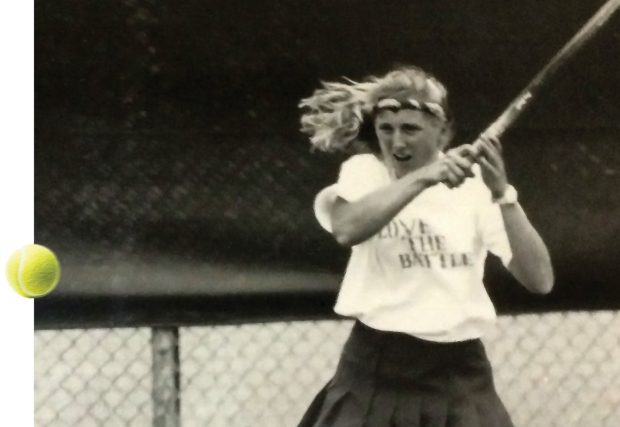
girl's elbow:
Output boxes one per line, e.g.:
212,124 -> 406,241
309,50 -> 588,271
513,260 -> 555,294
515,250 -> 555,294
332,228 -> 356,247
531,279 -> 554,295
331,223 -> 367,247
529,269 -> 555,295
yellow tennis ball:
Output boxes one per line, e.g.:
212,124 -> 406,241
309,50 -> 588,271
6,244 -> 61,298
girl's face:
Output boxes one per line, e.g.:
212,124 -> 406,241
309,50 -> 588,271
373,109 -> 446,178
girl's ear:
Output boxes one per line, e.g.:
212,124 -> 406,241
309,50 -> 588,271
438,123 -> 455,151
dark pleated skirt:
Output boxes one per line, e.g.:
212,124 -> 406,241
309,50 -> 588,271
297,321 -> 514,427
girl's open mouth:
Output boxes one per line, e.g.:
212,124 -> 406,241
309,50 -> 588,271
393,153 -> 412,162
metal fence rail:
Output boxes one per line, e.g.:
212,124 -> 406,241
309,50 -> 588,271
35,311 -> 620,427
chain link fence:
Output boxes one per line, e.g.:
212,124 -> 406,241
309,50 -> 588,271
35,328 -> 153,426
35,311 -> 620,427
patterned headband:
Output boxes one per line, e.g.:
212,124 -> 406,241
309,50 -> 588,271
374,98 -> 447,121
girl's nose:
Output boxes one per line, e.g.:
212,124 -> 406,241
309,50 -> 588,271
392,132 -> 406,149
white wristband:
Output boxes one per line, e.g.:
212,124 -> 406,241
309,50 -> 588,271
492,185 -> 518,205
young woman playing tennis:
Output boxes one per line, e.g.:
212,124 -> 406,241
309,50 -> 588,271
297,66 -> 554,427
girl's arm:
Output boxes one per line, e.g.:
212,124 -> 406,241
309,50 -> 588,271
500,203 -> 554,294
331,150 -> 474,246
478,136 -> 554,294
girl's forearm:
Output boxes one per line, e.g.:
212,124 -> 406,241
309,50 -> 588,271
331,172 -> 431,246
503,203 -> 554,294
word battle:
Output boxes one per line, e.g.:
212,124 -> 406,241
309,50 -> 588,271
378,219 -> 474,270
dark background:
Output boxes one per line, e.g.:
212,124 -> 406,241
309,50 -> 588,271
35,0 -> 620,328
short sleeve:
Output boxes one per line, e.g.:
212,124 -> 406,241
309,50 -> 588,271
478,194 -> 513,267
313,154 -> 387,232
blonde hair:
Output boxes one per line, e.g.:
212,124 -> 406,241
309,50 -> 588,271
299,66 -> 452,153
369,67 -> 448,109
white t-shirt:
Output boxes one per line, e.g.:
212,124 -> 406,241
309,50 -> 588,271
314,153 -> 512,342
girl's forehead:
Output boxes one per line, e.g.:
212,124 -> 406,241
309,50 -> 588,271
374,109 -> 432,124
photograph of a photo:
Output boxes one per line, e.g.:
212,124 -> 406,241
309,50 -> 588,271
34,1 -> 619,426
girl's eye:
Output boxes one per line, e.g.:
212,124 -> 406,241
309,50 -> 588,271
402,124 -> 421,133
378,124 -> 393,133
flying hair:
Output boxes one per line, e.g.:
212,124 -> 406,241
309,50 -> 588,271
299,66 -> 452,153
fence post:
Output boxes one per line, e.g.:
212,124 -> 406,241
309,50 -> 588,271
151,327 -> 181,427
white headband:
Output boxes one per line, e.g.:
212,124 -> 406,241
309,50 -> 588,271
375,98 -> 447,121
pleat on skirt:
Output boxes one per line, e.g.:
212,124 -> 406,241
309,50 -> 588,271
297,321 -> 514,427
